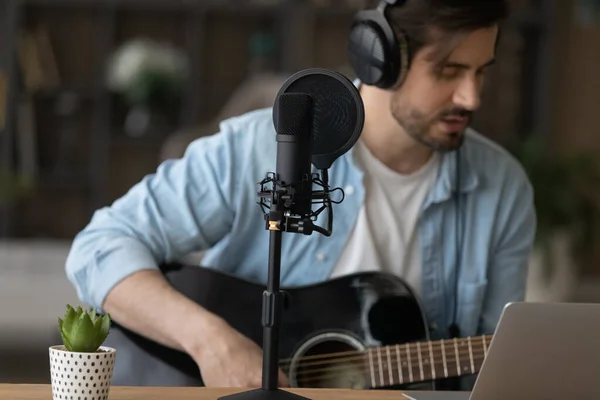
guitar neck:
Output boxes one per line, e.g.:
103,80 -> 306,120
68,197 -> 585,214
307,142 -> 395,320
364,335 -> 492,388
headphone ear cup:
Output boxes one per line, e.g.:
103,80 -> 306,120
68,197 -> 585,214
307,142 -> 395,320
348,21 -> 391,88
347,11 -> 403,90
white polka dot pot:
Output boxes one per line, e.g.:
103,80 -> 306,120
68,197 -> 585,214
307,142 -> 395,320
49,345 -> 116,400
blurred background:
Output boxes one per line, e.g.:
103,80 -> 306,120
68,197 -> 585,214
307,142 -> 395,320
1,0 -> 600,385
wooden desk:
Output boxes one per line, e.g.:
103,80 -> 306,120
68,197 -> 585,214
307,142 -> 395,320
0,384 -> 411,400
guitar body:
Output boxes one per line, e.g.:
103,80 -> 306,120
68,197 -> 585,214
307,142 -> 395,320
106,263 -> 446,390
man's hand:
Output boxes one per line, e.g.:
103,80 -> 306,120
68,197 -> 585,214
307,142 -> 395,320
191,320 -> 290,388
101,270 -> 289,388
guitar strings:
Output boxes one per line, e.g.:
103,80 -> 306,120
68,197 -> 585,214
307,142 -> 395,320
284,354 -> 486,387
277,335 -> 492,366
278,335 -> 492,364
280,348 -> 487,374
280,350 -> 487,387
288,359 -> 486,387
279,347 -> 488,372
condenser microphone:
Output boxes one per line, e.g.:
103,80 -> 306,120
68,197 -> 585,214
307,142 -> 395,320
264,68 -> 365,231
274,92 -> 314,218
258,68 -> 364,235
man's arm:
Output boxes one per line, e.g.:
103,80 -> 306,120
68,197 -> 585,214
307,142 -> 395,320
66,117 -> 290,387
65,126 -> 240,354
478,169 -> 537,335
101,269 -> 229,355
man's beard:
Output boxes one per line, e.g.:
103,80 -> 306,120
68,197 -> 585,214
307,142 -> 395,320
391,102 -> 471,152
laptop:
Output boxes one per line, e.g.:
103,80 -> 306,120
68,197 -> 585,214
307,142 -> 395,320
468,301 -> 600,399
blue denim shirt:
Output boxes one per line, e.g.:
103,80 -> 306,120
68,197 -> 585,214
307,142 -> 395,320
65,106 -> 536,341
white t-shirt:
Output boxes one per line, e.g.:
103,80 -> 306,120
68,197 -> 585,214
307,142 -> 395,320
329,139 -> 440,296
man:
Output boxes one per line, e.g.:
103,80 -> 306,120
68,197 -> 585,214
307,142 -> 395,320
65,0 -> 536,390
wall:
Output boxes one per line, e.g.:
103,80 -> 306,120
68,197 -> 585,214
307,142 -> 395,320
550,0 -> 600,276
552,1 -> 600,149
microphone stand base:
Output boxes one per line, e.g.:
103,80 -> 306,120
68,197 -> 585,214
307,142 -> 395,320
217,388 -> 311,400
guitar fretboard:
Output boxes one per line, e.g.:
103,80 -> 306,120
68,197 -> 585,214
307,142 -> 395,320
364,335 -> 492,388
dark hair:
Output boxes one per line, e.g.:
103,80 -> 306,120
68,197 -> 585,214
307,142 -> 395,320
364,0 -> 509,64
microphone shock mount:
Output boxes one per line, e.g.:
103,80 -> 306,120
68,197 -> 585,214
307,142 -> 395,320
257,169 -> 344,237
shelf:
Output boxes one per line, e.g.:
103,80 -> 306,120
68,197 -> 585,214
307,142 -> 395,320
19,86 -> 97,102
20,0 -> 364,17
22,0 -> 284,13
111,136 -> 166,148
309,3 -> 361,17
38,170 -> 90,188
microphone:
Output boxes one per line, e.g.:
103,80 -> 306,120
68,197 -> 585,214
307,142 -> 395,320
219,68 -> 364,400
274,92 -> 314,218
259,68 -> 365,236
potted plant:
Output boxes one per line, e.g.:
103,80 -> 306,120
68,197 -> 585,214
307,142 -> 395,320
105,38 -> 189,138
509,135 -> 600,301
49,305 -> 115,400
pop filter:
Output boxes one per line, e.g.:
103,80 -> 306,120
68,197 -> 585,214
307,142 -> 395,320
272,68 -> 364,170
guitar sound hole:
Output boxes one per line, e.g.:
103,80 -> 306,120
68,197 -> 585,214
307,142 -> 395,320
290,333 -> 367,390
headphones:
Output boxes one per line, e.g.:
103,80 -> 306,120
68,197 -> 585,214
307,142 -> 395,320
347,0 -> 411,90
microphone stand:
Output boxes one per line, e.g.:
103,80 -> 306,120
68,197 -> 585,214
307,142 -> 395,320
217,176 -> 318,400
219,83 -> 345,400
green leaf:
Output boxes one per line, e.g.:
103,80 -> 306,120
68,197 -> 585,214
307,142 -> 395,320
67,312 -> 96,352
92,313 -> 111,349
101,313 -> 111,338
89,308 -> 98,323
58,317 -> 73,351
60,305 -> 78,351
61,305 -> 77,332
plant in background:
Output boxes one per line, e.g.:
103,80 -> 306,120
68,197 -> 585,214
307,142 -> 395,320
509,135 -> 600,280
58,304 -> 111,353
106,38 -> 190,137
0,169 -> 33,205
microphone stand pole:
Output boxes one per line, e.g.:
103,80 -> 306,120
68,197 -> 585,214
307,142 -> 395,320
218,190 -> 310,400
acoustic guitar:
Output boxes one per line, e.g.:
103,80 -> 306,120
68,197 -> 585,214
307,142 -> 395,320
106,262 -> 490,390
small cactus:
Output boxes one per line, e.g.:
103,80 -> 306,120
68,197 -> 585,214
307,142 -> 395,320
58,304 -> 111,352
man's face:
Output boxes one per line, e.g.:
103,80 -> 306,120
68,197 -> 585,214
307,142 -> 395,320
390,25 -> 498,152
